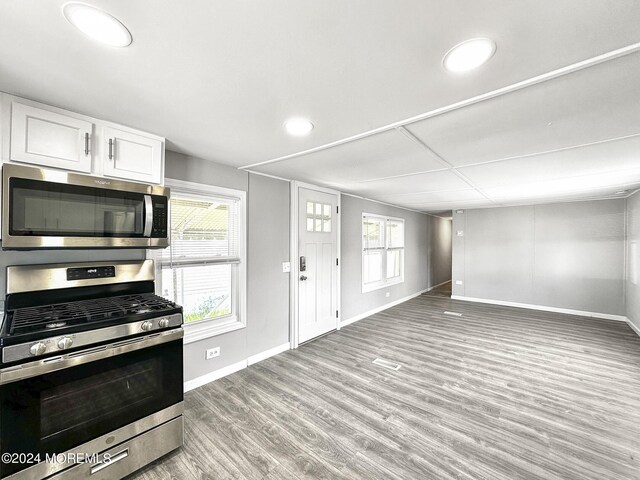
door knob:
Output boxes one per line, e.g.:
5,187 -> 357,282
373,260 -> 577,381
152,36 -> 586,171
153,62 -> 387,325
300,275 -> 308,281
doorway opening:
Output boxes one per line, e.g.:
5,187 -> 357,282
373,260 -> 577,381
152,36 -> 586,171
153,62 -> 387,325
425,212 -> 453,298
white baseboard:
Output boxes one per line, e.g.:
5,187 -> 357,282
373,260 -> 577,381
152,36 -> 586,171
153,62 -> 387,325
451,295 -> 628,322
247,342 -> 290,366
184,359 -> 247,393
627,317 -> 640,337
184,341 -> 292,392
340,288 -> 430,328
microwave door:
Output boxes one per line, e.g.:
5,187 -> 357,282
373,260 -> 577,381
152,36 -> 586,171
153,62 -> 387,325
1,163 -> 170,249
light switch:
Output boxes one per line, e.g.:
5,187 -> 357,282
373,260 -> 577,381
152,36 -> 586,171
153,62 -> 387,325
455,280 -> 463,285
456,210 -> 464,214
282,262 -> 291,273
456,230 -> 464,237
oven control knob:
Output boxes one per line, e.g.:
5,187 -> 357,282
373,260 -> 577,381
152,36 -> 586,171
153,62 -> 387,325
141,321 -> 154,331
57,337 -> 73,350
158,318 -> 170,328
29,342 -> 47,356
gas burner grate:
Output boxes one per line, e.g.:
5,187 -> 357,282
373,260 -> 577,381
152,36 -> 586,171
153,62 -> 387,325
8,293 -> 179,336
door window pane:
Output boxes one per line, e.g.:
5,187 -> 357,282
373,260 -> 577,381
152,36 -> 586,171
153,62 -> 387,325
306,201 -> 315,231
305,202 -> 332,233
322,204 -> 331,232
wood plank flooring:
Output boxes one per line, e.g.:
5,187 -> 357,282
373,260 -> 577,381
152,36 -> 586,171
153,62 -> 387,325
130,294 -> 640,480
424,280 -> 452,298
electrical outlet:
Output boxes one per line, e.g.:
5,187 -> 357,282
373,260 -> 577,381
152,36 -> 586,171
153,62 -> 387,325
385,292 -> 390,298
282,262 -> 291,273
206,347 -> 220,360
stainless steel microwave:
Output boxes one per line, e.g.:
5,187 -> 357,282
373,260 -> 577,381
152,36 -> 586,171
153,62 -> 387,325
1,164 -> 169,249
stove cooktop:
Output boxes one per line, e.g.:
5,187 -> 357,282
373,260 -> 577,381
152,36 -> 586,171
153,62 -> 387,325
1,293 -> 182,346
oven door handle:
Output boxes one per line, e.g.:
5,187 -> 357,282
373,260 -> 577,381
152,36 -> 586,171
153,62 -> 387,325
90,448 -> 129,475
0,328 -> 183,385
143,194 -> 153,237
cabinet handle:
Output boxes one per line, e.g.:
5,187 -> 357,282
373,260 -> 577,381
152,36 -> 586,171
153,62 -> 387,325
84,132 -> 90,156
108,138 -> 114,160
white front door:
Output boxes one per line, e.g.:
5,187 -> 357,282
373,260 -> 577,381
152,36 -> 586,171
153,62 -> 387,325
297,187 -> 338,344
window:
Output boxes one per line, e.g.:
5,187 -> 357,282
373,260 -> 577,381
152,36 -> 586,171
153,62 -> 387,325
362,213 -> 404,292
152,179 -> 246,343
306,201 -> 332,232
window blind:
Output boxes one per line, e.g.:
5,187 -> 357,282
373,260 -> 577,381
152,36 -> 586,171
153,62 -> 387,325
158,195 -> 241,266
386,219 -> 405,249
363,215 -> 385,250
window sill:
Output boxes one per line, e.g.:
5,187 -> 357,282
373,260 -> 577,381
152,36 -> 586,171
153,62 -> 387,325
183,316 -> 245,344
362,277 -> 404,294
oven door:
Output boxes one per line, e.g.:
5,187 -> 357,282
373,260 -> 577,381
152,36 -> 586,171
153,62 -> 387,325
1,163 -> 169,249
0,332 -> 183,478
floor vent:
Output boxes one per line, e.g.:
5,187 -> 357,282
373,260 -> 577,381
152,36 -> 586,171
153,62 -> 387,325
372,358 -> 402,371
444,311 -> 463,317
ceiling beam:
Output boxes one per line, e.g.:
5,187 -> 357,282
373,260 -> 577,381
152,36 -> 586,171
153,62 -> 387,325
239,41 -> 640,170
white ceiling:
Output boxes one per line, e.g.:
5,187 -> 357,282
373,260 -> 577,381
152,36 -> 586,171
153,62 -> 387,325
1,1 -> 639,212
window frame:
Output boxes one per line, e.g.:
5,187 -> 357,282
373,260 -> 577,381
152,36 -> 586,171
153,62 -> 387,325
148,178 -> 247,344
361,212 -> 405,293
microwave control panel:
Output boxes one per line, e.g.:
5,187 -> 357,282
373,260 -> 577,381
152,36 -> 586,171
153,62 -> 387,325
151,196 -> 168,238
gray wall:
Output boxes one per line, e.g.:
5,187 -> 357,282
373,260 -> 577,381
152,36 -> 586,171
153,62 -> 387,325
626,191 -> 640,331
341,195 -> 435,321
246,173 -> 290,358
165,151 -> 290,382
428,216 -> 452,287
452,199 -> 626,316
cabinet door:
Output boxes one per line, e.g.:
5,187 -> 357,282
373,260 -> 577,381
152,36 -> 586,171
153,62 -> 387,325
10,102 -> 93,172
102,126 -> 163,184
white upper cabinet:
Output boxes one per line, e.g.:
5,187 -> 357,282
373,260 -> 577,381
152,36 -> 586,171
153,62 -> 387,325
102,126 -> 163,184
10,102 -> 93,173
1,94 -> 165,185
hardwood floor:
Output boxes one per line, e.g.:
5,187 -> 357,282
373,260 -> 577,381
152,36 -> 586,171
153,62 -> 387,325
130,294 -> 640,480
424,280 -> 452,298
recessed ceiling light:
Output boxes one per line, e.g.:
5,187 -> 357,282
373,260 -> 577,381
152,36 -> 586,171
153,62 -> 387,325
284,118 -> 314,136
443,38 -> 496,73
63,2 -> 132,47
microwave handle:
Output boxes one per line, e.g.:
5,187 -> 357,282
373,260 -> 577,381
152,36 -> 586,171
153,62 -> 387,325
143,195 -> 153,237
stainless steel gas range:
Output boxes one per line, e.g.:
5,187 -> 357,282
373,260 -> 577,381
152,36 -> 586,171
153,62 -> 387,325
0,260 -> 184,480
